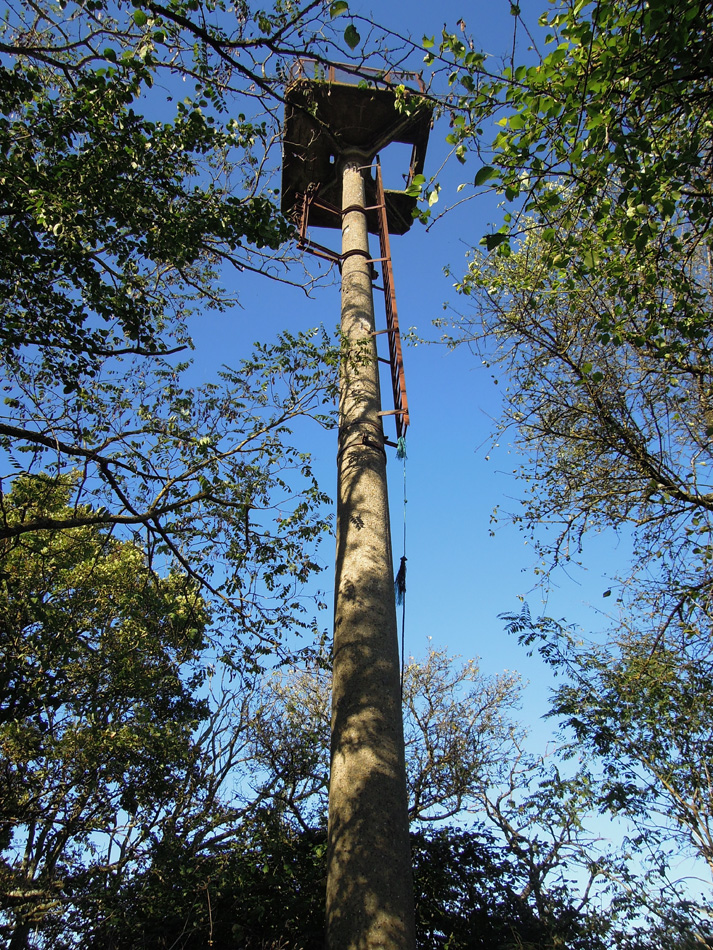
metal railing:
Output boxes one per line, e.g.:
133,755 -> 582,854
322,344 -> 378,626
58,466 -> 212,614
287,59 -> 426,94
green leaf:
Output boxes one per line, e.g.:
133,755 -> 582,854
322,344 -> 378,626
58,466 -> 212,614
405,173 -> 426,198
474,166 -> 499,187
582,248 -> 600,270
483,232 -> 509,251
422,35 -> 435,48
330,1 -> 348,17
344,24 -> 360,49
133,9 -> 148,26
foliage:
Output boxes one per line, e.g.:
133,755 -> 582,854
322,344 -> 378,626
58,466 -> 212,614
434,0 -> 713,593
411,825 -> 613,950
0,55 -> 290,393
101,646 -> 641,949
431,0 -> 713,743
83,813 -> 328,950
0,0 -> 302,393
0,0 -> 407,633
436,0 -> 713,882
442,104 -> 713,924
445,221 -> 713,638
505,605 -> 713,888
92,820 -> 620,950
0,4 -> 433,945
2,328 -> 338,638
0,0 -> 403,393
244,645 -> 524,827
557,634 -> 713,880
0,475 -> 209,947
420,0 -> 713,644
430,0 -> 713,937
403,647 -> 521,821
11,620 -> 697,948
432,0 -> 713,615
438,0 -> 713,343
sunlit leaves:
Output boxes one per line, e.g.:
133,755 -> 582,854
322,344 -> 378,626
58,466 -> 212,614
1,329 -> 338,640
0,474 -> 209,938
527,611 -> 713,875
441,0 -> 713,350
0,51 -> 292,392
452,213 -> 713,689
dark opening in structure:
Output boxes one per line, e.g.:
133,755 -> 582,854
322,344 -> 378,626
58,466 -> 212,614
281,61 -> 432,236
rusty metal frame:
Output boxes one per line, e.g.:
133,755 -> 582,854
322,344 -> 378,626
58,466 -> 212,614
295,162 -> 411,443
373,157 -> 409,440
288,59 -> 427,95
296,185 -> 342,263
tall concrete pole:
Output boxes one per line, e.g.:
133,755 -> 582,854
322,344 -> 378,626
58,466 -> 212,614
325,156 -> 416,950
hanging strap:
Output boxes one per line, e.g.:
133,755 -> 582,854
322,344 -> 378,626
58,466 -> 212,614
394,438 -> 408,698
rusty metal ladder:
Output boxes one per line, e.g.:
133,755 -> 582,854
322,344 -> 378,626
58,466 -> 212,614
294,160 -> 411,445
373,157 -> 410,444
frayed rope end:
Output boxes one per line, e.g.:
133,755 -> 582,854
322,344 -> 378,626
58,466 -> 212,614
395,555 -> 407,605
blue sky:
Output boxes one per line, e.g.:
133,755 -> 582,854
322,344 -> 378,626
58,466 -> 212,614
185,0 -> 631,742
165,0 -> 713,893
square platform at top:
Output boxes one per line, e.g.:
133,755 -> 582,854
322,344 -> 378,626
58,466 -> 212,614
281,64 -> 432,236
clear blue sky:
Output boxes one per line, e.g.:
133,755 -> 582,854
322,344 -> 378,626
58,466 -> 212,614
187,0 -> 629,743
155,0 -> 707,898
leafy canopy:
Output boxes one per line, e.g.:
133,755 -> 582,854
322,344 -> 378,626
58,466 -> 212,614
1,0 -> 383,634
431,0 -> 713,926
0,474 -> 209,944
438,0 -> 713,351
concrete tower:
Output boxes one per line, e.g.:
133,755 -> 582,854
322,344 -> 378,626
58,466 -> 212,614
282,63 -> 431,950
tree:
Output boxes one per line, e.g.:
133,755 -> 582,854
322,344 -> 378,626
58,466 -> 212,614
98,821 -> 618,950
84,811 -> 329,950
425,0 -> 713,796
1,6 -> 481,947
1,0 -> 329,393
424,0 -> 713,937
436,0 -> 712,310
431,0 -> 713,599
2,329 -> 339,641
246,645 -> 524,827
0,0 -> 415,635
410,825 -> 615,950
403,3 -> 712,652
505,606 -> 713,908
83,646 -> 651,949
444,220 -> 713,643
0,0 -> 414,393
0,474 -> 210,948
